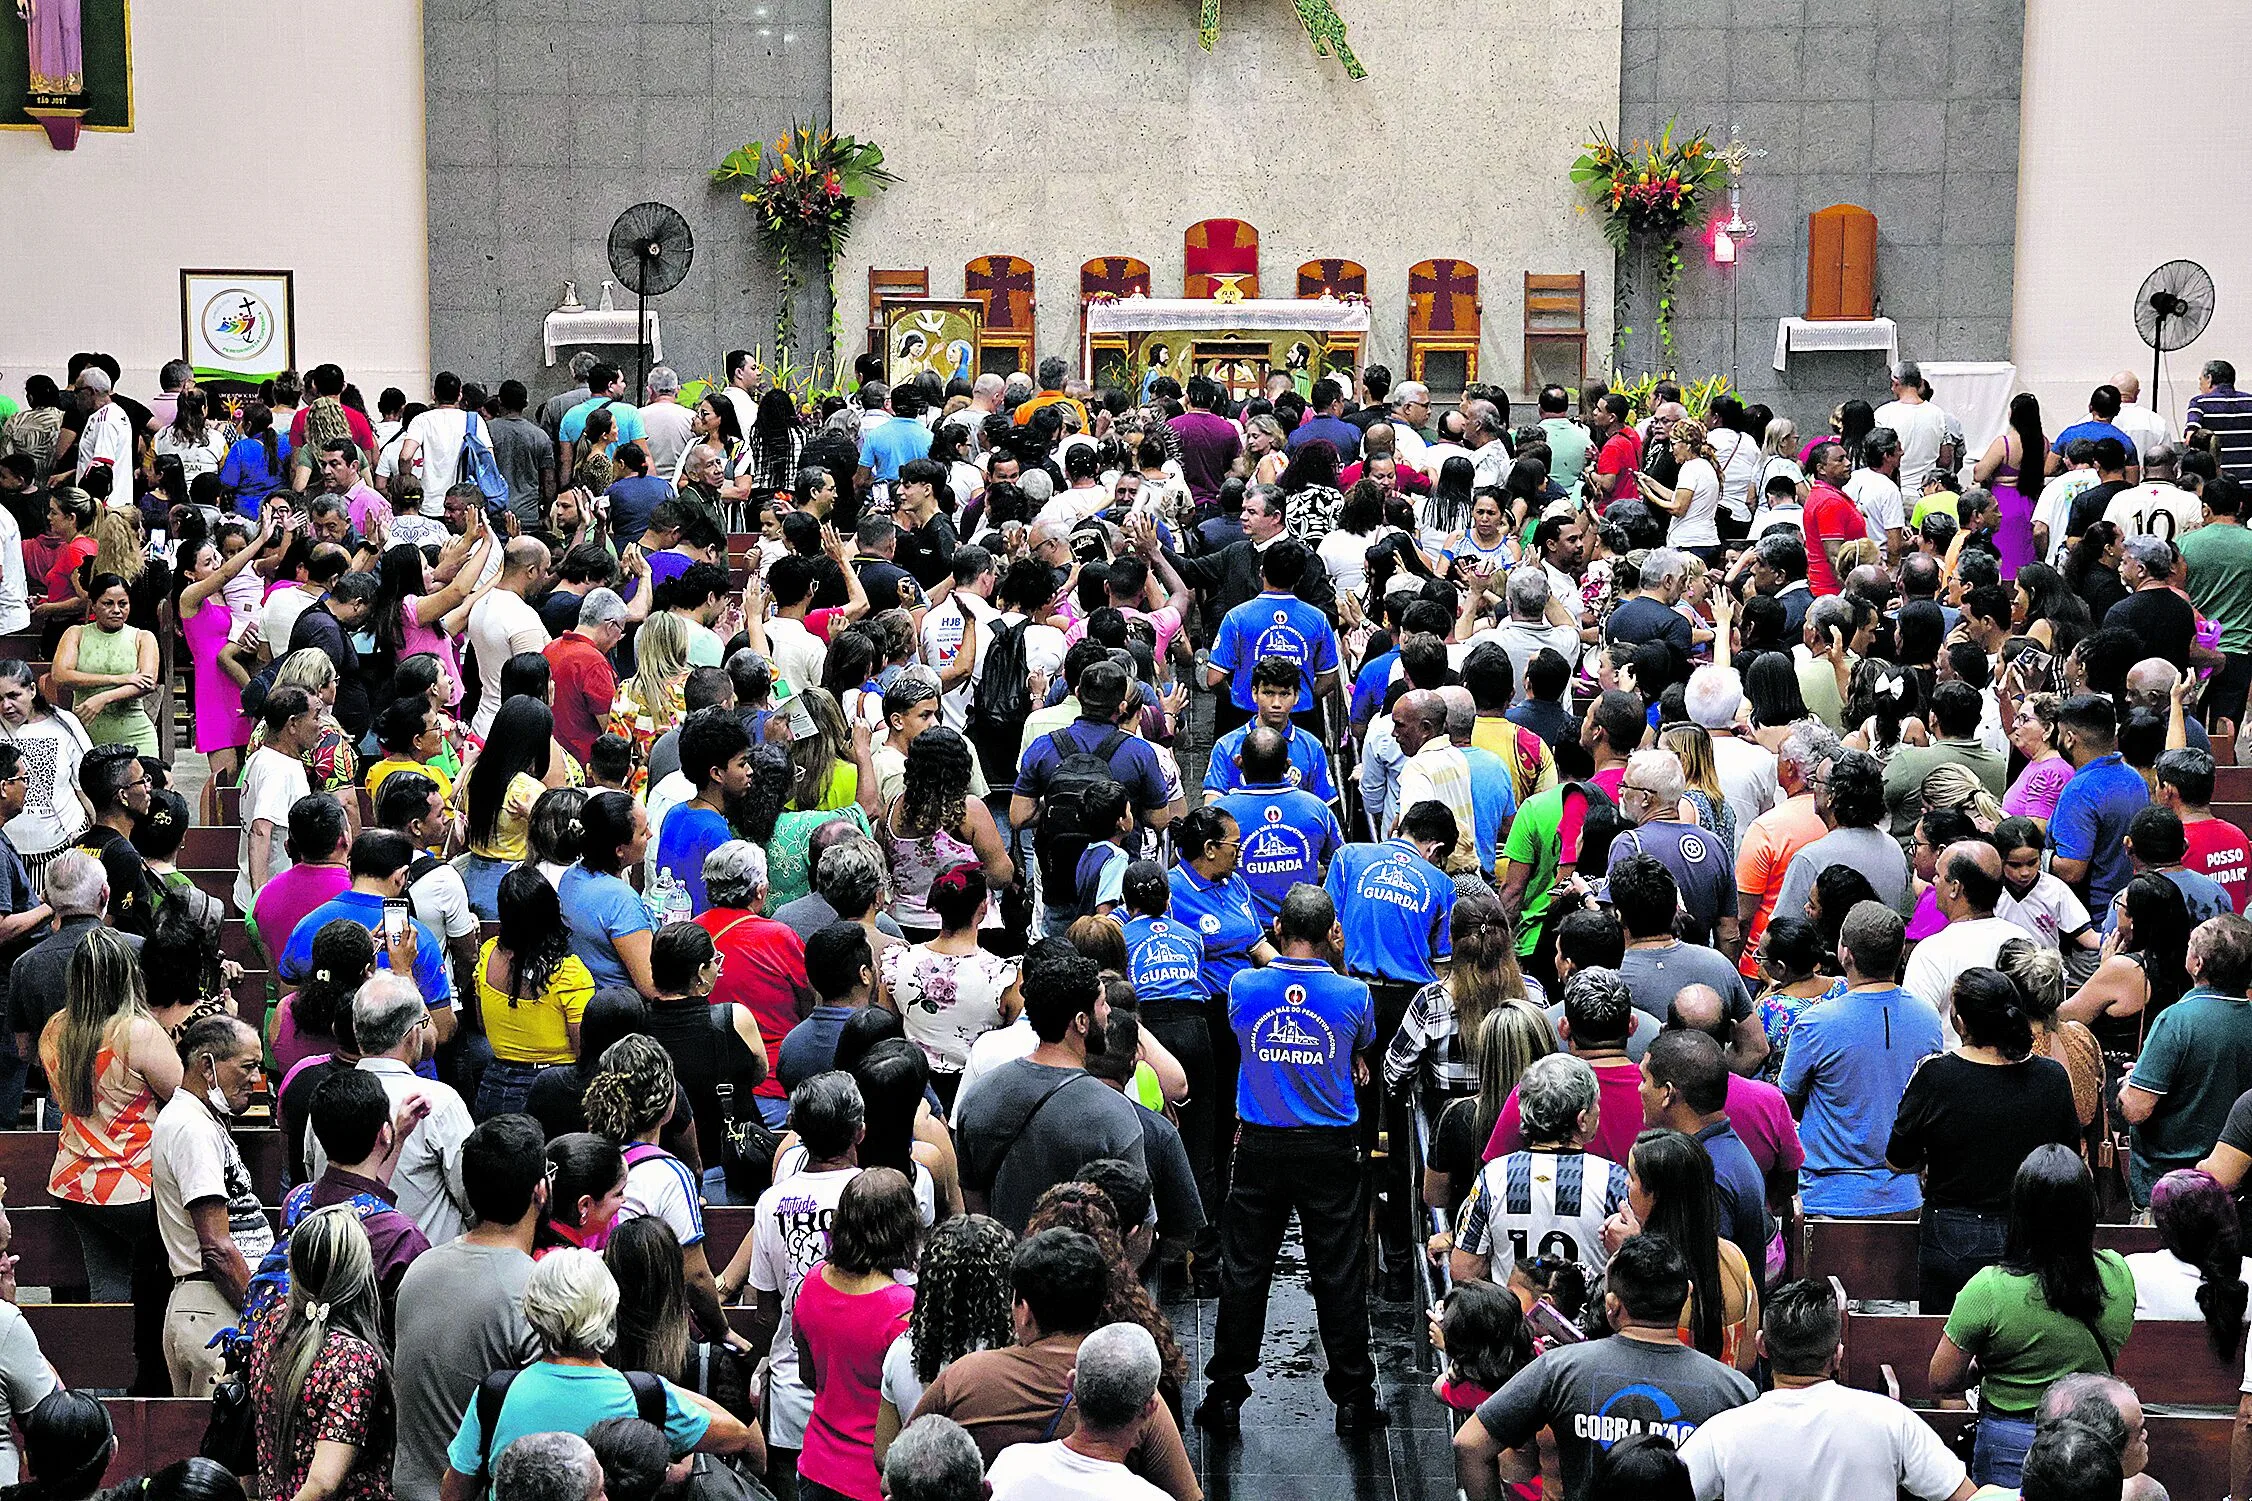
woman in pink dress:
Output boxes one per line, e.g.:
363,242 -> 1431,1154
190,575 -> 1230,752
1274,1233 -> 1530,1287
795,1168 -> 921,1501
174,511 -> 279,821
368,518 -> 496,710
1976,393 -> 2048,581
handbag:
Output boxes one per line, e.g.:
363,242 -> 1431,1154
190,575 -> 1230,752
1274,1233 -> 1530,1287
713,1079 -> 783,1200
200,1358 -> 258,1475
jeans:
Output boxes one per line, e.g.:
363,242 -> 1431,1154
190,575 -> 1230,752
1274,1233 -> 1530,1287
755,1093 -> 791,1129
1139,1001 -> 1220,1268
1972,1412 -> 2039,1489
473,1058 -> 544,1121
1205,1124 -> 1375,1406
456,853 -> 512,922
701,1164 -> 737,1206
2129,1154 -> 2161,1212
1917,1204 -> 2009,1314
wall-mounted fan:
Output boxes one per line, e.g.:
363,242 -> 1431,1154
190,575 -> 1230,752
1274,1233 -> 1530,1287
2134,259 -> 2216,418
607,202 -> 695,398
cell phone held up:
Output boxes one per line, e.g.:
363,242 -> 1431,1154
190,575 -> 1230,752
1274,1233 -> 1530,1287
381,896 -> 411,948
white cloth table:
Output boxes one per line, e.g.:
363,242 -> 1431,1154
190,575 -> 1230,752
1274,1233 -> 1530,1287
1083,296 -> 1370,369
1772,317 -> 1898,372
1921,361 -> 2018,458
543,309 -> 662,367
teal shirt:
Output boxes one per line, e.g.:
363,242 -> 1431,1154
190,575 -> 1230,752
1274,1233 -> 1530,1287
446,1362 -> 709,1482
2127,986 -> 2252,1174
2183,519 -> 2252,654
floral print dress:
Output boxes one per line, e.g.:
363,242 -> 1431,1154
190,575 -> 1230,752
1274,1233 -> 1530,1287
250,1316 -> 395,1501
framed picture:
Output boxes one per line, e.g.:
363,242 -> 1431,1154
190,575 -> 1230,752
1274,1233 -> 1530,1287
882,299 -> 981,388
180,269 -> 295,385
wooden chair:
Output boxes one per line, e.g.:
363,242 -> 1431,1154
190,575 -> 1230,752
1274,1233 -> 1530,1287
1407,259 -> 1482,394
1296,259 -> 1367,299
963,256 -> 1035,377
1184,219 -> 1259,299
1081,257 -> 1152,380
1524,272 -> 1589,395
866,267 -> 930,355
1804,1217 -> 2161,1305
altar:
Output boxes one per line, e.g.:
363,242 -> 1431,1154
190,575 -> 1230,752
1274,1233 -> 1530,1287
1082,296 -> 1371,400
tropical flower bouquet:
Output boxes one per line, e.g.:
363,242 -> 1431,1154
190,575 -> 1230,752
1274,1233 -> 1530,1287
1570,122 -> 1741,365
714,122 -> 898,357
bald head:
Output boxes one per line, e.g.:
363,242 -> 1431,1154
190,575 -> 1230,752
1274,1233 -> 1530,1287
503,536 -> 551,580
2113,371 -> 2142,403
2126,658 -> 2180,708
1393,690 -> 1448,756
1939,840 -> 2004,917
1668,984 -> 1729,1045
1437,685 -> 1477,741
1653,401 -> 1687,425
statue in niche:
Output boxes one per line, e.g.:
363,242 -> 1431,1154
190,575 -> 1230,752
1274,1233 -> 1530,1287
17,0 -> 82,97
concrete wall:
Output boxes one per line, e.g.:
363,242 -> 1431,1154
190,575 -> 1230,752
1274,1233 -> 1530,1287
0,1 -> 428,397
1617,0 -> 2023,426
2011,0 -> 2250,431
423,0 -> 830,404
831,0 -> 1621,394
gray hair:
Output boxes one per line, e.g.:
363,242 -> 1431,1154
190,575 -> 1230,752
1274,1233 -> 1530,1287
43,849 -> 105,918
1780,719 -> 1842,781
352,974 -> 429,1057
1641,547 -> 1689,589
1436,685 -> 1477,740
1072,1322 -> 1163,1429
1891,359 -> 1923,386
815,837 -> 889,914
789,1071 -> 868,1159
702,840 -> 769,910
577,587 -> 627,630
645,365 -> 680,396
522,1246 -> 618,1357
569,351 -> 600,381
1391,381 -> 1430,410
1505,567 -> 1551,620
1517,1052 -> 1599,1144
1018,469 -> 1055,505
494,1431 -> 598,1501
2038,1372 -> 2137,1437
1625,748 -> 1686,806
1805,594 -> 1854,639
1002,373 -> 1036,404
2145,442 -> 2179,472
2123,536 -> 2175,576
1861,425 -> 1901,461
884,1416 -> 985,1501
1684,666 -> 1743,731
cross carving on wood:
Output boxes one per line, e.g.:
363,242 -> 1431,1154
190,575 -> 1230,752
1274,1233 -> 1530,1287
1297,259 -> 1367,299
1410,259 -> 1481,336
966,257 -> 1035,332
1082,257 -> 1152,299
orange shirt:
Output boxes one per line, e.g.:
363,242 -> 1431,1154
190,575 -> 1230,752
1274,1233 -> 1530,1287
44,1037 -> 157,1207
1733,792 -> 1829,977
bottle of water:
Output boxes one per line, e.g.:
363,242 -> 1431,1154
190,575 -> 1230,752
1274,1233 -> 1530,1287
645,868 -> 678,928
665,869 -> 695,926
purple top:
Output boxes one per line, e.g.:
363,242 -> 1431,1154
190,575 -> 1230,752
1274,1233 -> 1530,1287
305,1168 -> 430,1292
1905,884 -> 1947,942
2003,753 -> 2072,821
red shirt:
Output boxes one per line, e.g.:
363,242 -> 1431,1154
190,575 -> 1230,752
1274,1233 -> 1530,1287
289,403 -> 378,456
1802,481 -> 1867,595
2185,815 -> 2252,913
1339,459 -> 1432,494
1486,1056 -> 1645,1167
542,632 -> 617,764
695,907 -> 810,1099
42,535 -> 95,607
1595,430 -> 1642,505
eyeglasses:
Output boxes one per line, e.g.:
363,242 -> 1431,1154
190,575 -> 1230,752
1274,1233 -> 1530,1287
1214,838 -> 1241,851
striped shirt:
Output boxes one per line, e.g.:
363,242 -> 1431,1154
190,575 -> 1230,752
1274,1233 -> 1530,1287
1455,1147 -> 1629,1279
1383,976 -> 1549,1101
2188,385 -> 2252,480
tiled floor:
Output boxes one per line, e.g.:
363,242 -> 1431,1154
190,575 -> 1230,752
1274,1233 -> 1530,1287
1159,1224 -> 1458,1501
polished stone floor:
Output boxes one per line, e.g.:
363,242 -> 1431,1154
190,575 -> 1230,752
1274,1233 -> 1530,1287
1157,1226 -> 1459,1500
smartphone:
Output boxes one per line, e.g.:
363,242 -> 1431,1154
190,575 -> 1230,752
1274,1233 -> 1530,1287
381,897 -> 410,947
1526,1299 -> 1587,1348
2016,646 -> 2054,681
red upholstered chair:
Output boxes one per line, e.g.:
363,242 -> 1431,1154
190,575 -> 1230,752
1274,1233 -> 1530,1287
1407,258 -> 1482,393
1184,219 -> 1259,299
1081,257 -> 1152,376
964,255 -> 1035,376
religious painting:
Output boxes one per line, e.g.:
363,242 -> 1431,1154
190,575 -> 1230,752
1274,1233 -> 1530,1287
180,270 -> 296,389
882,299 -> 980,388
2,0 -> 130,148
1124,329 -> 1339,406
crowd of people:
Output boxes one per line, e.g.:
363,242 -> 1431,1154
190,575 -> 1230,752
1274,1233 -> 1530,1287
0,343 -> 2250,1501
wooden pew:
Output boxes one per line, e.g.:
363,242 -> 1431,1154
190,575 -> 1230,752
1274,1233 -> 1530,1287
0,1130 -> 285,1206
1917,1408 -> 2229,1501
25,1303 -> 139,1389
1834,1276 -> 2246,1408
1804,1217 -> 2162,1305
99,1398 -> 214,1483
2216,765 -> 2252,806
179,827 -> 239,868
10,1204 -> 283,1293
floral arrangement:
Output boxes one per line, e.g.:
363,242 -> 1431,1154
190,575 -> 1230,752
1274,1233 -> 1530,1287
1570,122 -> 1743,366
1199,0 -> 1365,78
714,122 -> 898,358
1603,370 -> 1735,424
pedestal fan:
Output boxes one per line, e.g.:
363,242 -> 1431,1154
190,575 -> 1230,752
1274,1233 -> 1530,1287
2134,259 -> 2216,420
607,202 -> 696,398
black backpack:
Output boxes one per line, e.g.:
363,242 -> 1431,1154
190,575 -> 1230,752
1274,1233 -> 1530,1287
474,1366 -> 666,1480
968,616 -> 1034,786
1032,727 -> 1127,909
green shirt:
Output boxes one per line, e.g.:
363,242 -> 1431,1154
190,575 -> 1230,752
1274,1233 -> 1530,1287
1501,786 -> 1568,956
1541,418 -> 1592,502
2183,518 -> 2252,654
1881,739 -> 2008,838
1942,1252 -> 2135,1415
2126,986 -> 2252,1175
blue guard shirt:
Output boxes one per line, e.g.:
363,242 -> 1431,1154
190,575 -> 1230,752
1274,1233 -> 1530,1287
1214,782 -> 1344,925
1169,862 -> 1266,999
1229,957 -> 1375,1128
1122,915 -> 1207,1005
1203,722 -> 1340,803
1208,592 -> 1341,712
1324,838 -> 1455,986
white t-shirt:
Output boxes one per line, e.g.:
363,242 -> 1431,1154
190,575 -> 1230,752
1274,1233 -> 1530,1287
2114,402 -> 2172,463
1709,734 -> 1780,838
0,509 -> 27,636
2034,471 -> 2097,563
152,1092 -> 276,1278
154,428 -> 230,487
235,745 -> 311,912
2127,1248 -> 2252,1323
1999,873 -> 2093,949
621,1149 -> 703,1250
1454,1148 -> 1629,1279
922,591 -> 998,732
1679,1379 -> 1967,1501
1667,457 -> 1723,547
763,615 -> 828,698
467,589 -> 549,737
2103,481 -> 2201,544
1709,428 -> 1764,520
407,861 -> 478,944
1846,468 -> 1906,546
1873,400 -> 1950,496
1902,915 -> 2022,1042
992,611 -> 1067,683
748,1164 -> 858,1447
954,1015 -> 1038,1116
261,584 -> 321,657
76,403 -> 131,487
403,407 -> 473,513
987,1442 -> 1171,1501
879,1333 -> 925,1427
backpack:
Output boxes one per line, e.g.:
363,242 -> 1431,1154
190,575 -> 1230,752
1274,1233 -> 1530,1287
967,616 -> 1033,787
474,1366 -> 667,1480
456,412 -> 510,513
1031,727 -> 1128,911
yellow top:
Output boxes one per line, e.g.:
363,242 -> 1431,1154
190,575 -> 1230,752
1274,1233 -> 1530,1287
366,756 -> 455,811
464,772 -> 545,861
477,938 -> 595,1065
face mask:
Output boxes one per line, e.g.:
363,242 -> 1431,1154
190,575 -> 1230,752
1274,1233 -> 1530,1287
206,1082 -> 233,1117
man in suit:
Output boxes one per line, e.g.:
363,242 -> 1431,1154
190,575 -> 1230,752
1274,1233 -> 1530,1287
1152,484 -> 1335,625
